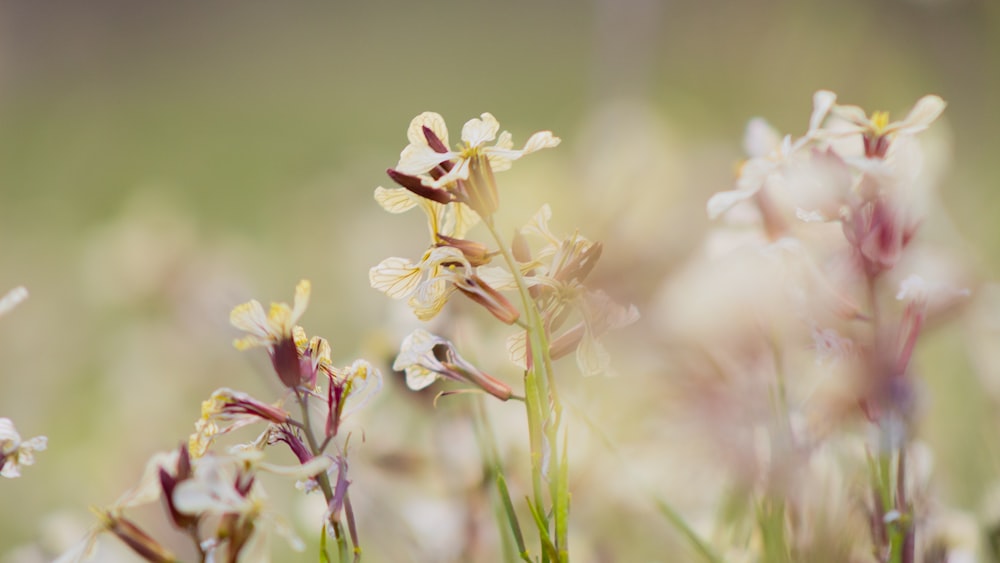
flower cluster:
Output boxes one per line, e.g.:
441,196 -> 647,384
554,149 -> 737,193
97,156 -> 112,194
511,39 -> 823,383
57,281 -> 381,562
697,90 -> 965,561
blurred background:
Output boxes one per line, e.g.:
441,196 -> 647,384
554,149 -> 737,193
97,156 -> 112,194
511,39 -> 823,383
2,0 -> 1000,561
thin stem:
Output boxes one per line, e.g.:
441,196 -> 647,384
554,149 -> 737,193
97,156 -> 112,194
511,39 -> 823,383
295,391 -> 350,563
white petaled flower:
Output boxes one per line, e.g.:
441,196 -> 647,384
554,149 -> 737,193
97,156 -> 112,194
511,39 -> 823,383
394,112 -> 561,189
831,94 -> 946,141
0,286 -> 27,317
707,90 -> 837,219
393,329 -> 451,391
0,417 -> 47,478
230,280 -> 310,351
172,453 -> 322,562
369,245 -> 471,321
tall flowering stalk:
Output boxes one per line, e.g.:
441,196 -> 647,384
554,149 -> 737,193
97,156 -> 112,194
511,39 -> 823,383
372,112 -> 634,562
704,90 -> 956,562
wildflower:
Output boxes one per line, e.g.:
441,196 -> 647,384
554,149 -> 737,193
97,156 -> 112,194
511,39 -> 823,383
188,388 -> 291,458
370,245 -> 470,320
830,94 -> 945,158
395,112 -> 561,190
394,329 -> 513,400
392,112 -> 560,216
707,90 -> 837,220
171,452 -> 322,562
324,359 -> 382,438
0,286 -> 27,316
0,417 -> 47,478
230,280 -> 311,388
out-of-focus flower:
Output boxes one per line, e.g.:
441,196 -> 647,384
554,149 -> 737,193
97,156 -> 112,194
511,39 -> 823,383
0,417 -> 47,478
0,286 -> 28,317
504,205 -> 638,376
171,452 -> 323,562
394,329 -> 513,400
829,94 -> 945,159
707,90 -> 837,220
54,451 -> 180,562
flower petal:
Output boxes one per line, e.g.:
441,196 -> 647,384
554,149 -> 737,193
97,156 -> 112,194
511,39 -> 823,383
461,113 -> 500,147
895,95 -> 946,136
374,186 -> 419,214
407,112 -> 449,148
369,257 -> 421,299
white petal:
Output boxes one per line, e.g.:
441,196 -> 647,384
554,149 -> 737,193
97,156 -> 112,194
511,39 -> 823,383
808,90 -> 837,132
743,118 -> 781,158
374,186 -> 419,214
706,189 -> 756,220
396,144 -> 454,176
406,112 -> 449,148
895,95 -> 946,135
505,330 -> 528,369
260,455 -> 333,479
832,104 -> 869,127
291,280 -> 311,325
462,113 -> 500,147
369,258 -> 421,299
575,329 -> 610,377
230,300 -> 270,337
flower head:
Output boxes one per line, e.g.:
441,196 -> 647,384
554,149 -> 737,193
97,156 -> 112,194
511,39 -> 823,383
231,280 -> 314,388
830,94 -> 945,158
393,329 -> 512,400
391,112 -> 560,216
0,417 -> 47,478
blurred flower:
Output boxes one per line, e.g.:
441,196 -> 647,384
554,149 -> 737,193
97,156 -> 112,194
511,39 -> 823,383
829,94 -> 946,159
393,329 -> 513,400
0,417 -> 47,478
707,90 -> 837,220
370,245 -> 470,321
0,286 -> 28,317
172,452 -> 324,562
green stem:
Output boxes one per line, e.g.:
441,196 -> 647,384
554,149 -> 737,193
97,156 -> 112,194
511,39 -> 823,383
483,215 -> 567,562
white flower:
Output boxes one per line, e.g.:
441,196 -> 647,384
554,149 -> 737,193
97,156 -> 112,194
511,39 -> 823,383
0,417 -> 47,478
369,245 -> 471,321
395,112 -> 560,189
707,90 -> 837,219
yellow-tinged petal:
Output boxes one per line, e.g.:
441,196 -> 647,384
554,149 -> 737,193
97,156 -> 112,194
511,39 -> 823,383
230,299 -> 269,337
369,257 -> 422,299
406,111 -> 449,148
374,186 -> 420,214
291,280 -> 311,324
